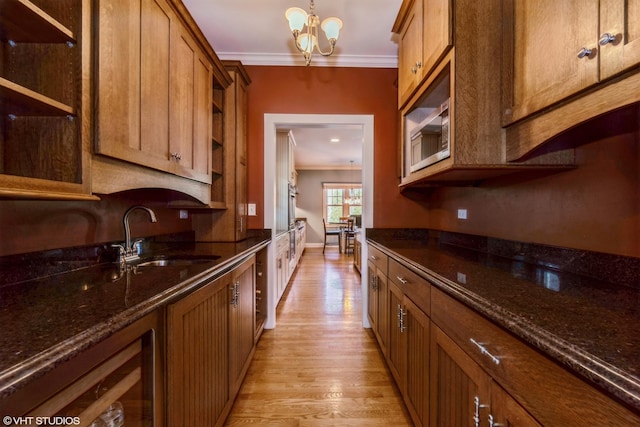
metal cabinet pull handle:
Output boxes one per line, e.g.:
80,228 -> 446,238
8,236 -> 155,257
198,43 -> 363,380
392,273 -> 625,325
473,396 -> 489,427
489,414 -> 503,427
599,32 -> 616,45
369,255 -> 377,261
396,276 -> 408,285
470,338 -> 500,365
577,47 -> 593,58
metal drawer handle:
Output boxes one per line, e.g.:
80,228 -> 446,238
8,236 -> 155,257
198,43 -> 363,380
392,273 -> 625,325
369,255 -> 377,261
470,338 -> 500,365
396,276 -> 408,285
599,32 -> 616,45
577,47 -> 593,59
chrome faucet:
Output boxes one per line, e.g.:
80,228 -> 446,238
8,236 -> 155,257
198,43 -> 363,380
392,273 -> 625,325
113,205 -> 158,264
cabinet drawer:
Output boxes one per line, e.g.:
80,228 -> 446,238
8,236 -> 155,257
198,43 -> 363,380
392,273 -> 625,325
431,287 -> 639,426
389,258 -> 430,317
276,233 -> 289,252
367,245 -> 388,276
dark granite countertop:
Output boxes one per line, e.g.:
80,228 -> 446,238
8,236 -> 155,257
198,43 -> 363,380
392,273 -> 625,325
0,232 -> 270,399
366,229 -> 640,414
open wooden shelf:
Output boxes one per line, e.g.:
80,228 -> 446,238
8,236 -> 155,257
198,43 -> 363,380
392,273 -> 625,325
0,0 -> 75,43
0,77 -> 75,116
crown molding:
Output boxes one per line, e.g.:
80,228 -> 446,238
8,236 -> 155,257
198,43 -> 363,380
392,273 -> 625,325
215,52 -> 398,68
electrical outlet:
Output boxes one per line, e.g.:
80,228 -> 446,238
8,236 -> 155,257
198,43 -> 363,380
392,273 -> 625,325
179,209 -> 188,219
457,209 -> 468,220
248,203 -> 257,216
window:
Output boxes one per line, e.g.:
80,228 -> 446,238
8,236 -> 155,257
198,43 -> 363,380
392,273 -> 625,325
323,183 -> 362,223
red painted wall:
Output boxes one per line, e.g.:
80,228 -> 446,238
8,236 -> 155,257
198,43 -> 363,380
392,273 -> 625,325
245,66 -> 639,258
244,65 -> 431,230
0,67 -> 637,259
0,190 -> 193,257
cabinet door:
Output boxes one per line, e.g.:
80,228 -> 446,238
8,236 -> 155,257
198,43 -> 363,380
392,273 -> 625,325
229,256 -> 256,396
96,0 -> 173,172
366,261 -> 379,335
387,282 -> 406,388
421,0 -> 451,82
430,325 -> 491,427
403,298 -> 430,427
376,270 -> 389,354
600,0 -> 640,79
505,0 -> 599,123
167,274 -> 230,426
492,384 -> 542,427
169,27 -> 212,183
397,0 -> 424,105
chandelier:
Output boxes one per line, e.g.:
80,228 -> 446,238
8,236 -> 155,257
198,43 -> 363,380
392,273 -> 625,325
345,160 -> 362,205
285,0 -> 343,66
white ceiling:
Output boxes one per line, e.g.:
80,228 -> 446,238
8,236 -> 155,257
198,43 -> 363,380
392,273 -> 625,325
284,125 -> 364,169
182,0 -> 402,169
182,0 -> 403,67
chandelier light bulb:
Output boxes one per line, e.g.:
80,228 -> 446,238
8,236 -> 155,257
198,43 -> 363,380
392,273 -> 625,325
321,17 -> 342,41
285,7 -> 308,33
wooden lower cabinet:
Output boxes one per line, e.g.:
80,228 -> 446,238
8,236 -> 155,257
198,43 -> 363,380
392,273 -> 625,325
367,259 -> 389,354
431,324 -> 539,427
229,255 -> 256,397
167,273 -> 230,426
368,245 -> 640,427
403,297 -> 430,426
0,312 -> 163,425
387,280 -> 430,427
492,383 -> 542,427
387,282 -> 406,388
167,255 -> 256,426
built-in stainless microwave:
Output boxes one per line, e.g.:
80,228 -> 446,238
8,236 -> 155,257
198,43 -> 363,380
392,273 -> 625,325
409,99 -> 450,173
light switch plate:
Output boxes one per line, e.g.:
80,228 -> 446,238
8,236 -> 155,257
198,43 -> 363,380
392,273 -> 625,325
248,203 -> 257,216
457,209 -> 468,220
179,209 -> 188,219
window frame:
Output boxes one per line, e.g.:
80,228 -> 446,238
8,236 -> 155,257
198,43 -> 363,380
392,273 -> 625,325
322,183 -> 362,223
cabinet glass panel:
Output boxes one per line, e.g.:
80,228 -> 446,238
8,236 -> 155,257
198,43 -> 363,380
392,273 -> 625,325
31,333 -> 156,427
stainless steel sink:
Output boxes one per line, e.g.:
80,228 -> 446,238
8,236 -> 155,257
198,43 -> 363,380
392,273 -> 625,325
134,255 -> 220,268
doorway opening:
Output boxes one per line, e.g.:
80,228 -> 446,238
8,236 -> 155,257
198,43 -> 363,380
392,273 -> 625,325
263,114 -> 374,329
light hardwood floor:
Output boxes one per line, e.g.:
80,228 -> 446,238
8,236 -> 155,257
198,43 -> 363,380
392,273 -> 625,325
225,247 -> 412,426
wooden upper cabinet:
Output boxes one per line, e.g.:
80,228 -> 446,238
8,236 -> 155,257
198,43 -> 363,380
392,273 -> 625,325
0,0 -> 95,200
396,0 -> 423,105
170,26 -> 212,183
95,0 -> 212,184
96,0 -> 170,170
503,0 -> 640,132
394,0 -> 452,108
599,0 -> 640,80
503,0 -> 600,124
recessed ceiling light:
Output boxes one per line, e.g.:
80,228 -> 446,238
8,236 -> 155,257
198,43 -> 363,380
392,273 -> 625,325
330,138 -> 340,143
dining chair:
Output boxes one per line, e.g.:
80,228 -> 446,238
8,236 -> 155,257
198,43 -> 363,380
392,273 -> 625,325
344,218 -> 356,255
323,218 -> 341,254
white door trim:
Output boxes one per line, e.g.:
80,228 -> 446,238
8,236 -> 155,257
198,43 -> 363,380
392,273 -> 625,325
263,113 -> 374,329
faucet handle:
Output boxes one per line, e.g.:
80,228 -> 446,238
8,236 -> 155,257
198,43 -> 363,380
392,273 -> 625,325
131,239 -> 143,255
111,244 -> 126,263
